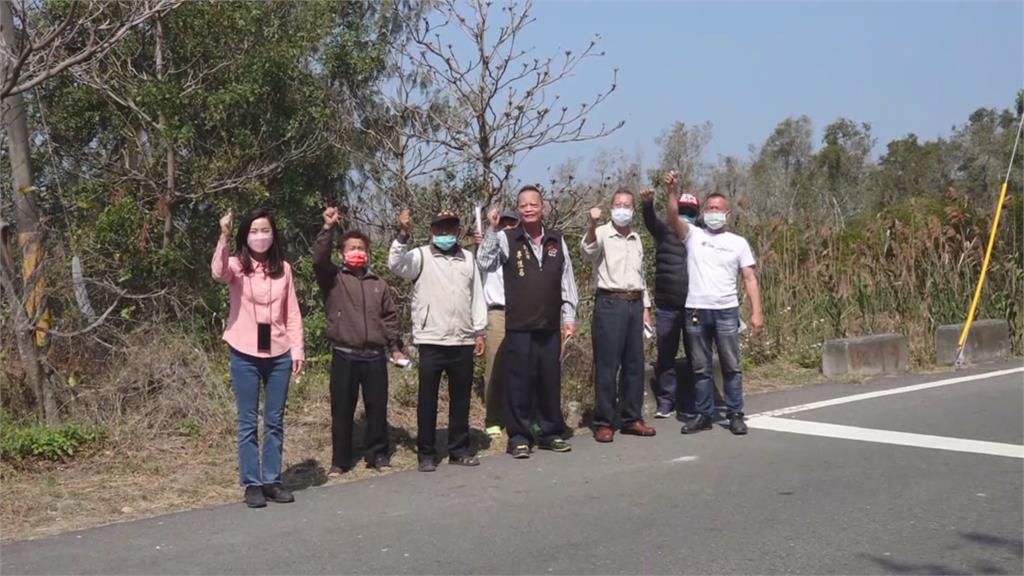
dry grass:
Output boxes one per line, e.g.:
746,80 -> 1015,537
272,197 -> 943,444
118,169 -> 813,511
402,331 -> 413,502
0,368 -> 508,544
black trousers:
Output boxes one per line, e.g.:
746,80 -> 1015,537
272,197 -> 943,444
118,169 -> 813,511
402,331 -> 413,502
591,295 -> 645,429
417,344 -> 475,461
330,349 -> 389,470
503,329 -> 565,449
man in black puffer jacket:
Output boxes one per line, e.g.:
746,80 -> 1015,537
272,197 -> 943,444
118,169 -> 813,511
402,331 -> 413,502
640,187 -> 700,418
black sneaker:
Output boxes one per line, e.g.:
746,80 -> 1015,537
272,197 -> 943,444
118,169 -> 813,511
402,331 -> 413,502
510,444 -> 531,459
538,438 -> 572,453
680,414 -> 713,435
262,483 -> 294,503
728,413 -> 748,435
245,486 -> 267,508
418,459 -> 437,472
368,455 -> 392,470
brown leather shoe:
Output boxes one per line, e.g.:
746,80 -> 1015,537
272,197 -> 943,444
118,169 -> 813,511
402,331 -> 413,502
594,426 -> 614,443
621,421 -> 657,437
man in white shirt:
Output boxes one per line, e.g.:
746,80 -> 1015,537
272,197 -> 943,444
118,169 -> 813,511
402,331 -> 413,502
477,210 -> 521,438
664,171 -> 764,435
582,189 -> 656,443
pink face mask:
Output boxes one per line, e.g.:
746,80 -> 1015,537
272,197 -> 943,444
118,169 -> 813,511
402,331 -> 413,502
247,233 -> 273,254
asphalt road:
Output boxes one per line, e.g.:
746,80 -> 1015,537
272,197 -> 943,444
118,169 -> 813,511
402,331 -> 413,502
3,361 -> 1022,575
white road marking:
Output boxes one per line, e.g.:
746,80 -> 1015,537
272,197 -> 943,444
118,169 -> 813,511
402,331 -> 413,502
747,416 -> 1024,459
667,455 -> 699,463
753,366 -> 1024,418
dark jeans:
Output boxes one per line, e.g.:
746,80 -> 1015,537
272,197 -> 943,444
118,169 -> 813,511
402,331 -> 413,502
653,307 -> 696,415
330,349 -> 389,470
417,344 -> 475,461
229,348 -> 292,487
591,295 -> 645,429
684,307 -> 744,417
503,329 -> 566,449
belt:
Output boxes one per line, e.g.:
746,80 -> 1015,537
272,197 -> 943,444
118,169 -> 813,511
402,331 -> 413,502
333,346 -> 385,359
488,305 -> 505,311
596,289 -> 643,301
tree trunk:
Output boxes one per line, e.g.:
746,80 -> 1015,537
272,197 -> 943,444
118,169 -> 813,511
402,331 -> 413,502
155,15 -> 176,250
2,0 -> 58,424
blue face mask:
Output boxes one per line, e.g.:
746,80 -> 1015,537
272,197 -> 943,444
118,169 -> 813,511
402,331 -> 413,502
682,214 -> 697,225
432,235 -> 458,251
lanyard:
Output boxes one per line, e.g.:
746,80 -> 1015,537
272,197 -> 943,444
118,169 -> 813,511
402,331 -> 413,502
247,268 -> 274,324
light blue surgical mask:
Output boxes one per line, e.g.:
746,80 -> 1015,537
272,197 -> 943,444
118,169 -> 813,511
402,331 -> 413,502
610,207 -> 634,226
682,214 -> 697,225
432,234 -> 458,251
703,212 -> 727,230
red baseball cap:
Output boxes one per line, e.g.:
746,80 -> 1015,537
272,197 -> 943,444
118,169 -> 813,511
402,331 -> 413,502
678,190 -> 700,210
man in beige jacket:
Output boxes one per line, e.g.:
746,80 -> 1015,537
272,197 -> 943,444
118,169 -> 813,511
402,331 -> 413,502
389,208 -> 487,471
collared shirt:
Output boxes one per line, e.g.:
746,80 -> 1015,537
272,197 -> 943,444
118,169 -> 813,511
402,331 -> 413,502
481,266 -> 506,307
581,222 -> 651,307
478,226 -> 578,324
211,237 -> 304,360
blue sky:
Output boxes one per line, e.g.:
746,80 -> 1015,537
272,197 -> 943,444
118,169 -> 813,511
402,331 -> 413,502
504,0 -> 1023,182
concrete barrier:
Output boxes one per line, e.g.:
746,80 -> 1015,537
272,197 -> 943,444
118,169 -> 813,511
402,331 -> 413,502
935,319 -> 1010,365
822,334 -> 909,377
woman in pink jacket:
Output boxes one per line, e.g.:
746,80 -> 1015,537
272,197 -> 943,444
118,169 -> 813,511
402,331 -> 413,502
212,208 -> 304,508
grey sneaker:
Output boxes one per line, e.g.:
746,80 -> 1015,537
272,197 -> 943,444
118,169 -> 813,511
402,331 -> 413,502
511,444 -> 531,459
538,438 -> 572,453
728,413 -> 748,435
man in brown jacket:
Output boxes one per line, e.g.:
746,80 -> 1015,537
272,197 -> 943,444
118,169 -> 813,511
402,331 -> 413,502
315,207 -> 407,474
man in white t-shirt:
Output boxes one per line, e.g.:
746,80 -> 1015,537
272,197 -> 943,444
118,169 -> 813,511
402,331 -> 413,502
664,171 -> 764,435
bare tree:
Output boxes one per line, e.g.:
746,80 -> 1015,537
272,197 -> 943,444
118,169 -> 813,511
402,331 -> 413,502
404,0 -> 623,204
0,0 -> 183,99
655,121 -> 712,191
347,32 -> 451,233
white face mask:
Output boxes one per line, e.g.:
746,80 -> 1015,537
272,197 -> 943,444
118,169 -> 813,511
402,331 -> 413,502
610,207 -> 634,226
703,211 -> 727,230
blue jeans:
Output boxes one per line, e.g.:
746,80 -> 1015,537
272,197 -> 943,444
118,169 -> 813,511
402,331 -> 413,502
230,348 -> 293,486
653,307 -> 695,415
684,308 -> 743,417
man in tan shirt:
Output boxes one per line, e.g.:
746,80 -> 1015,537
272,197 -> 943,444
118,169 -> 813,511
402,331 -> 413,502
582,189 -> 656,443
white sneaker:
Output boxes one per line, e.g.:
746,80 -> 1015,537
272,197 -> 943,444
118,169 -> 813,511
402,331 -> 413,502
654,410 -> 673,419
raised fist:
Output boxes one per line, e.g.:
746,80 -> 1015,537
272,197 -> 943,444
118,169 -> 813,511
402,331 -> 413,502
639,188 -> 654,202
589,206 -> 603,223
323,206 -> 342,229
219,210 -> 233,236
397,208 -> 412,232
487,207 -> 501,230
663,170 -> 679,189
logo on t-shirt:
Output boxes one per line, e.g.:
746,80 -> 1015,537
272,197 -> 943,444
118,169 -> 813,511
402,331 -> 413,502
700,239 -> 737,255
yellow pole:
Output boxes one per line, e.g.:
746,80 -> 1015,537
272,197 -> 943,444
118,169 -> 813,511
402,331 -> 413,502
955,180 -> 1010,365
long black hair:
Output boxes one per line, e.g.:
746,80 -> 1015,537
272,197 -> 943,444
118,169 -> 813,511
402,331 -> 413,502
234,207 -> 285,278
